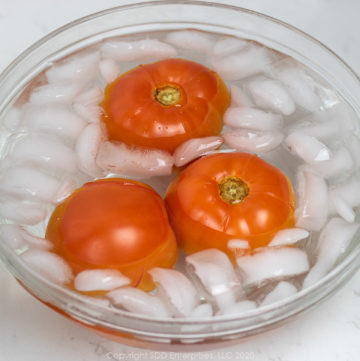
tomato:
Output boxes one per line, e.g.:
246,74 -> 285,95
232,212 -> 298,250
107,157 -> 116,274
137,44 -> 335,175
101,58 -> 230,153
46,178 -> 177,291
165,152 -> 296,256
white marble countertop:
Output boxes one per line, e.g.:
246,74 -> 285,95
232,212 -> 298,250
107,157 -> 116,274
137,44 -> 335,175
1,0 -> 360,360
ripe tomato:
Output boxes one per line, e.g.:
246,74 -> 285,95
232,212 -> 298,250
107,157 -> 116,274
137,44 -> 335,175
101,58 -> 230,153
165,152 -> 296,256
46,178 -> 177,291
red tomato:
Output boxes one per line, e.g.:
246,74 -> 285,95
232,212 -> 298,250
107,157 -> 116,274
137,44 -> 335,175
101,58 -> 230,153
165,152 -> 296,256
46,178 -> 177,291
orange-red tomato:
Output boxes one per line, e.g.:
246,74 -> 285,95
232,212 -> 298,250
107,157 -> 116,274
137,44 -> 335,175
46,178 -> 177,291
165,152 -> 296,256
101,58 -> 230,153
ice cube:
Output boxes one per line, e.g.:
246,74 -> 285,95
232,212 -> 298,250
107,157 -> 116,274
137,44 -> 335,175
21,249 -> 73,284
309,146 -> 353,179
268,228 -> 309,247
46,52 -> 100,84
212,37 -> 248,57
224,107 -> 283,131
186,249 -> 241,312
22,104 -> 87,141
173,136 -> 223,167
276,67 -> 321,112
149,268 -> 199,317
74,269 -> 130,292
165,30 -> 214,54
100,39 -> 176,61
285,132 -> 332,164
211,45 -> 272,80
345,134 -> 360,170
220,300 -> 257,316
29,83 -> 85,105
295,168 -> 328,231
3,108 -> 21,132
261,281 -> 298,306
223,129 -> 283,153
96,141 -> 174,178
329,177 -> 360,208
329,192 -> 356,223
227,239 -> 250,258
236,247 -> 309,285
75,123 -> 105,178
303,217 -> 359,288
73,87 -> 104,123
107,287 -> 171,318
0,166 -> 75,203
247,76 -> 295,116
8,134 -> 77,174
99,58 -> 120,83
180,303 -> 213,334
229,85 -> 254,107
0,198 -> 47,225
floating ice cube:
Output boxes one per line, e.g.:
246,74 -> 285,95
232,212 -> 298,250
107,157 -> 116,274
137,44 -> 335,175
165,30 -> 214,54
76,123 -> 105,178
96,141 -> 174,178
303,217 -> 359,288
329,193 -> 355,223
247,76 -> 295,116
149,268 -> 199,317
220,300 -> 257,316
329,177 -> 360,209
276,67 -> 321,112
261,281 -> 298,306
100,39 -> 176,62
186,249 -> 241,312
224,107 -> 283,131
229,85 -> 254,107
46,52 -> 100,84
0,166 -> 75,203
290,103 -> 355,142
22,104 -> 87,141
0,198 -> 47,225
8,134 -> 77,174
29,83 -> 85,105
223,129 -> 283,153
0,224 -> 25,249
173,136 -> 223,167
212,37 -> 248,57
3,108 -> 21,132
107,287 -> 171,318
180,303 -> 213,334
345,134 -> 360,170
285,132 -> 332,164
309,146 -> 353,179
74,269 -> 130,292
99,58 -> 120,83
236,247 -> 309,285
73,87 -> 104,123
295,168 -> 328,231
268,228 -> 309,247
21,249 -> 73,284
211,45 -> 272,80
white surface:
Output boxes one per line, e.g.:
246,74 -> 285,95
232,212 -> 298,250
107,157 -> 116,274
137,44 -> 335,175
1,0 -> 360,360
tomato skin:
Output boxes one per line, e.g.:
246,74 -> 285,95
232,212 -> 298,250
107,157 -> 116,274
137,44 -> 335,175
164,153 -> 296,256
101,58 -> 230,153
46,178 -> 177,291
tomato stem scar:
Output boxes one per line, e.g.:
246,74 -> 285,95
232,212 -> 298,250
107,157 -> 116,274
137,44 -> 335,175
154,85 -> 181,106
218,176 -> 250,205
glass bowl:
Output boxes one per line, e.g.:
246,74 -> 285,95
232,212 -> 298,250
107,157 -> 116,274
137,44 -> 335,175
1,0 -> 360,349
